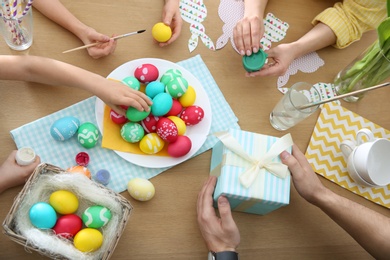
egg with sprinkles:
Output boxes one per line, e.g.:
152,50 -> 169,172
180,105 -> 205,126
82,205 -> 112,229
165,76 -> 188,98
121,122 -> 145,143
134,63 -> 159,84
77,122 -> 100,148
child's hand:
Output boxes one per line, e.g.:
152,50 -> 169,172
233,15 -> 264,56
81,27 -> 117,59
160,0 -> 183,47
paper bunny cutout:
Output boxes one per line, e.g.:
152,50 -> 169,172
179,0 -> 215,52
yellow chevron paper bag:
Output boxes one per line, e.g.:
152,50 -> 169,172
305,102 -> 390,208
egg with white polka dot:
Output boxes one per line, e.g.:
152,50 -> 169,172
127,178 -> 155,201
180,105 -> 204,126
134,63 -> 159,84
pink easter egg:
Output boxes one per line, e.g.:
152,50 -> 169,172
141,115 -> 160,133
110,109 -> 128,124
156,117 -> 178,143
180,105 -> 204,126
167,135 -> 192,157
165,99 -> 183,117
134,64 -> 159,84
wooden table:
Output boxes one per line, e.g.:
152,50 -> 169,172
1,0 -> 389,259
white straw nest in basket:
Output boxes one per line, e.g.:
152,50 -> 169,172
4,164 -> 132,260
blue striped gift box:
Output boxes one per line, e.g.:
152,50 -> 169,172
210,128 -> 291,215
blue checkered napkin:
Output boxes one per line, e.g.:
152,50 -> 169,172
11,54 -> 240,193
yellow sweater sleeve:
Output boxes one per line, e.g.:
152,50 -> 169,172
312,0 -> 386,49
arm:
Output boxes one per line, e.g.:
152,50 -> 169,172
233,0 -> 268,56
281,144 -> 390,259
0,55 -> 152,114
197,176 -> 240,254
159,0 -> 182,47
33,0 -> 117,59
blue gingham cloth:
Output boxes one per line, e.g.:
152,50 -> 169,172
10,55 -> 240,193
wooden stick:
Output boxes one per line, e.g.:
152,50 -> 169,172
296,82 -> 390,110
62,29 -> 146,54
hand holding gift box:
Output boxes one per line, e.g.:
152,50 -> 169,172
210,129 -> 293,215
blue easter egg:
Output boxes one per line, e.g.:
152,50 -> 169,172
145,81 -> 165,99
29,202 -> 57,229
50,116 -> 80,141
151,93 -> 173,116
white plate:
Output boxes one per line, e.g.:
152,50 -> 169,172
95,58 -> 212,168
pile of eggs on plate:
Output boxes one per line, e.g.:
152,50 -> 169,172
110,63 -> 205,157
29,190 -> 112,252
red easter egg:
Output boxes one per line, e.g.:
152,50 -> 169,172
167,135 -> 192,157
165,99 -> 183,116
134,64 -> 159,84
156,117 -> 178,143
141,115 -> 160,133
53,214 -> 83,239
110,109 -> 128,124
180,105 -> 204,126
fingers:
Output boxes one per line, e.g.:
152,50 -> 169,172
217,196 -> 235,229
197,176 -> 217,221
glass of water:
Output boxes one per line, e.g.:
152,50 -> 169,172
269,82 -> 321,131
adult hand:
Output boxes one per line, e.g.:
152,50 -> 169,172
160,0 -> 183,47
197,176 -> 240,253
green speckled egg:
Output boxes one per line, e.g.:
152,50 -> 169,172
121,122 -> 144,143
166,76 -> 188,98
126,106 -> 151,122
160,69 -> 182,85
122,76 -> 140,90
77,122 -> 99,149
82,205 -> 112,229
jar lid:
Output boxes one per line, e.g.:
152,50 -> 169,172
75,152 -> 90,166
16,147 -> 36,166
242,49 -> 268,72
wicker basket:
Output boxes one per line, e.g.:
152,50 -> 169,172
2,163 -> 133,260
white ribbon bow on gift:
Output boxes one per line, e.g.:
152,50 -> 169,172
214,132 -> 293,188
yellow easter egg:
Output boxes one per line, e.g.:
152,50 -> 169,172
178,86 -> 196,107
167,116 -> 186,135
152,22 -> 172,42
139,133 -> 165,154
127,178 -> 155,201
74,228 -> 103,252
49,190 -> 79,214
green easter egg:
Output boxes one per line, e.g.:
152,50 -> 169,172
126,106 -> 151,122
166,76 -> 188,98
122,76 -> 140,90
160,69 -> 182,85
121,122 -> 145,143
82,205 -> 112,229
77,122 -> 99,149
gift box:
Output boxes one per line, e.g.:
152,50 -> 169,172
210,129 -> 293,215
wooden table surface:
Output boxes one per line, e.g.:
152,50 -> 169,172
1,0 -> 389,259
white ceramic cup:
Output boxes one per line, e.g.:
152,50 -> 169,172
346,149 -> 376,187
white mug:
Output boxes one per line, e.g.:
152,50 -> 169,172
340,128 -> 376,159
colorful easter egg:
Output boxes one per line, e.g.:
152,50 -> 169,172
141,115 -> 160,133
160,68 -> 182,85
74,228 -> 103,252
122,76 -> 140,90
110,109 -> 128,124
180,105 -> 204,126
82,205 -> 112,229
167,135 -> 192,157
77,122 -> 100,149
139,133 -> 165,154
49,190 -> 79,214
178,85 -> 196,107
126,106 -> 151,122
127,178 -> 155,201
134,63 -> 159,84
145,81 -> 165,99
29,202 -> 57,229
167,116 -> 186,135
53,214 -> 83,239
151,93 -> 173,116
166,76 -> 188,98
67,165 -> 92,179
156,117 -> 178,143
165,99 -> 183,116
50,116 -> 80,141
152,22 -> 172,43
121,122 -> 145,143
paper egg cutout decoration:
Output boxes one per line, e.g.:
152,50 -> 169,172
166,76 -> 188,98
126,106 -> 151,122
151,92 -> 173,116
167,135 -> 192,157
146,81 -> 165,99
141,115 -> 160,133
180,105 -> 204,126
156,117 -> 178,143
77,122 -> 100,149
53,214 -> 83,238
122,76 -> 140,90
127,178 -> 155,201
82,205 -> 112,229
160,68 -> 182,85
152,22 -> 172,43
139,133 -> 165,154
49,190 -> 79,214
179,86 -> 196,107
74,228 -> 103,252
67,165 -> 92,179
29,202 -> 57,229
167,116 -> 186,135
110,109 -> 128,124
134,63 -> 159,84
50,116 -> 80,141
121,122 -> 145,143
